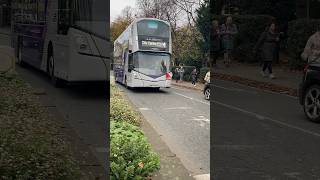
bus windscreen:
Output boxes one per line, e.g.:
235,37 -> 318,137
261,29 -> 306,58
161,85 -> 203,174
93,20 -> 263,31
72,0 -> 109,39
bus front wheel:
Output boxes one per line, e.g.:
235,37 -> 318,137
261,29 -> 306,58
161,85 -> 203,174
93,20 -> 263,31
124,77 -> 129,89
48,55 -> 64,88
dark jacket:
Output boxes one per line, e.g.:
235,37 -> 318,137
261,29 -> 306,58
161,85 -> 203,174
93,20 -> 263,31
255,31 -> 279,62
210,27 -> 221,52
191,70 -> 197,78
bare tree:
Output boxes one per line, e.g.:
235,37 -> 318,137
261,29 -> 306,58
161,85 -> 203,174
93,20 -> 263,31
121,6 -> 135,22
173,0 -> 202,26
137,0 -> 182,33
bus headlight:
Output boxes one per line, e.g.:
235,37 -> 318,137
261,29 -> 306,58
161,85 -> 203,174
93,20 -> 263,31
132,71 -> 138,78
166,72 -> 172,80
75,35 -> 91,53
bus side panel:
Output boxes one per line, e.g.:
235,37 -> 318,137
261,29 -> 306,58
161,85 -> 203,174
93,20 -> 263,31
53,35 -> 70,80
66,29 -> 109,81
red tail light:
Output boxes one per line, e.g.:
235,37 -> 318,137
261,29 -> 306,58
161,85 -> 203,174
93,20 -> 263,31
166,72 -> 171,80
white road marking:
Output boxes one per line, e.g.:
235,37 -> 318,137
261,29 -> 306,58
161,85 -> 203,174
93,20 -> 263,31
139,107 -> 152,111
192,118 -> 210,123
173,92 -> 210,106
164,107 -> 192,110
191,116 -> 210,127
193,173 -> 210,180
213,100 -> 320,138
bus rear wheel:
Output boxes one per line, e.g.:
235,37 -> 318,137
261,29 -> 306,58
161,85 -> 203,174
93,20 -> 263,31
48,55 -> 64,88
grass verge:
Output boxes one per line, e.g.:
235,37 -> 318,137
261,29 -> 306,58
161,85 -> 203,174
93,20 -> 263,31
0,73 -> 81,179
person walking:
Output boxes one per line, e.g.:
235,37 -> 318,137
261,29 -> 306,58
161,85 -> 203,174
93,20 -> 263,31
175,66 -> 180,83
301,29 -> 320,63
221,16 -> 238,67
179,64 -> 185,82
204,71 -> 210,84
191,68 -> 197,86
254,22 -> 279,79
211,20 -> 222,67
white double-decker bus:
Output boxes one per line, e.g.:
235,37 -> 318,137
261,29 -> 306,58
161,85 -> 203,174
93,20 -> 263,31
113,18 -> 172,89
11,0 -> 110,87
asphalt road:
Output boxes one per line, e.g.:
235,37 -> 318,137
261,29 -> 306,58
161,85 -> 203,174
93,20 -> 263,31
15,65 -> 108,172
115,81 -> 210,176
212,79 -> 320,179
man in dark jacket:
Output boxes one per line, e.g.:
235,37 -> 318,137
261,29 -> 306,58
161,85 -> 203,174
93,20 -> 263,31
210,20 -> 221,67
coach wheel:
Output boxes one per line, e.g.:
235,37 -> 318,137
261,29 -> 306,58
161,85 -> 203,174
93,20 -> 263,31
48,55 -> 64,88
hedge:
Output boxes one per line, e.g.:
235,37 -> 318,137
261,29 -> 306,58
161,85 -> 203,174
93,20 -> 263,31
110,121 -> 160,180
212,15 -> 274,63
110,83 -> 140,126
110,82 -> 160,179
287,19 -> 320,68
0,74 -> 80,179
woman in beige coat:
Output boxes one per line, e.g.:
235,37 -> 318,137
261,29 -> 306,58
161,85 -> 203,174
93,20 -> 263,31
301,30 -> 320,62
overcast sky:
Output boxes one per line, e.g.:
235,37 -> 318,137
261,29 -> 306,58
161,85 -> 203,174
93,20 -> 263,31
111,0 -> 137,22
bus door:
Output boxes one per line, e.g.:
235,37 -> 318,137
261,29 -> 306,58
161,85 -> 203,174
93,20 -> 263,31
123,49 -> 130,84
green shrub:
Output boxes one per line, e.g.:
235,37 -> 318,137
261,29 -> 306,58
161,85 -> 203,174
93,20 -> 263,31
199,67 -> 210,83
110,121 -> 160,180
110,83 -> 140,126
213,15 -> 274,63
287,19 -> 320,68
0,74 -> 80,179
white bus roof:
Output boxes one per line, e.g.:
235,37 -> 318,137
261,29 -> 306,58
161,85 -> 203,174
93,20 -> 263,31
114,18 -> 170,44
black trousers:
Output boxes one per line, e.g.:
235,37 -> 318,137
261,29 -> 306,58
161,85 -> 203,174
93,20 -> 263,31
210,51 -> 219,66
262,61 -> 272,74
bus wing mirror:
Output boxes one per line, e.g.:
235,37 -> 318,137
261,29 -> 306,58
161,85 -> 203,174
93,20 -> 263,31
128,65 -> 134,71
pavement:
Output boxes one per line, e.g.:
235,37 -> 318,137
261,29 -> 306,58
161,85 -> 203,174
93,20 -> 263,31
0,26 -> 11,46
213,60 -> 302,91
171,81 -> 204,91
0,45 -> 15,73
0,27 -> 14,74
115,81 -> 210,179
15,65 -> 108,178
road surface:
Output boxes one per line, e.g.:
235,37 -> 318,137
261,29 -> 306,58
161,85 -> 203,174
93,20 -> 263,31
115,81 -> 210,176
213,79 -> 320,179
15,65 -> 108,173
